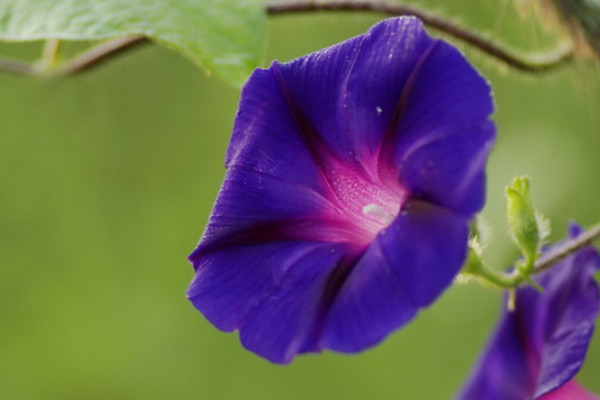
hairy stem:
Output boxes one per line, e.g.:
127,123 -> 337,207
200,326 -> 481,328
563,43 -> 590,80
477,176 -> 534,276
468,222 -> 600,289
534,222 -> 600,273
265,0 -> 574,72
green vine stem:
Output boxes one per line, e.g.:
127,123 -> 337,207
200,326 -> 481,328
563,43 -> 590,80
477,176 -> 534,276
464,222 -> 600,289
0,57 -> 35,75
265,0 -> 574,73
56,35 -> 147,75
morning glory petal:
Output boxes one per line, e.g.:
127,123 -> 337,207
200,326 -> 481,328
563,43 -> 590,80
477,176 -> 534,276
237,242 -> 345,363
319,239 -> 418,353
188,241 -> 342,334
393,39 -> 495,214
341,17 -> 434,160
321,204 -> 468,352
540,380 -> 600,400
456,226 -> 600,400
275,17 -> 436,165
378,202 -> 470,306
194,166 -> 338,251
226,68 -> 327,194
534,244 -> 600,397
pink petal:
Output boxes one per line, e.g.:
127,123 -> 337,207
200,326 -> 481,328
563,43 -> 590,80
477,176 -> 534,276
539,380 -> 600,400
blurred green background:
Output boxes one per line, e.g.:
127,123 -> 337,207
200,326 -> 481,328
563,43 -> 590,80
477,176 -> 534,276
1,1 -> 599,398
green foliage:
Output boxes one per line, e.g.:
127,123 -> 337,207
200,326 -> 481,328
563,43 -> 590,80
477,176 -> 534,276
553,0 -> 600,58
506,176 -> 550,277
462,178 -> 555,291
0,0 -> 266,86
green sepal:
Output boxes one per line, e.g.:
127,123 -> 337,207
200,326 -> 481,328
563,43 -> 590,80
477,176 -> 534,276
522,275 -> 545,293
506,176 -> 541,274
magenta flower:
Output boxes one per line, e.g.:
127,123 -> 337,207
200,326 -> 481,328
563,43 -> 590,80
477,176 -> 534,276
456,225 -> 600,400
187,17 -> 495,363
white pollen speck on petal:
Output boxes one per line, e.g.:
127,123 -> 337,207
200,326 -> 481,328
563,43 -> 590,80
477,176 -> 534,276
362,203 -> 395,226
376,106 -> 383,115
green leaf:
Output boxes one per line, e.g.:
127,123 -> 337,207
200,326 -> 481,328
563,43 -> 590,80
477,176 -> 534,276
0,0 -> 266,86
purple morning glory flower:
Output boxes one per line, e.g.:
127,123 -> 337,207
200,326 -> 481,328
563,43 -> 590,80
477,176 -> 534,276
456,225 -> 600,400
187,16 -> 496,363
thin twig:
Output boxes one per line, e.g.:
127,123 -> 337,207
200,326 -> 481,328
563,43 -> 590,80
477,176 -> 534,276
0,57 -> 35,76
56,35 -> 148,75
0,35 -> 147,77
265,0 -> 574,72
534,222 -> 600,273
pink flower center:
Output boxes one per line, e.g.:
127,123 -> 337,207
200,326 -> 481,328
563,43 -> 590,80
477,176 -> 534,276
319,156 -> 407,246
